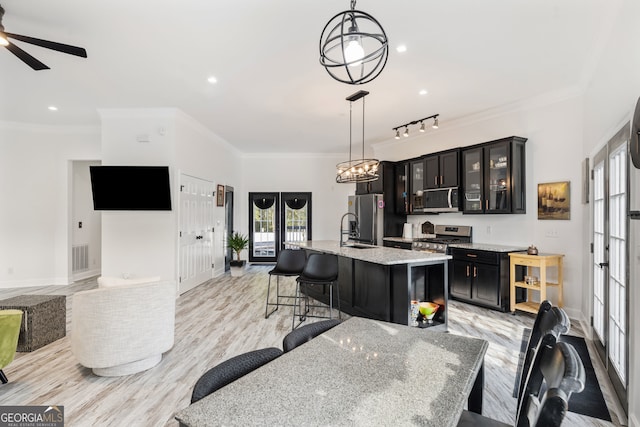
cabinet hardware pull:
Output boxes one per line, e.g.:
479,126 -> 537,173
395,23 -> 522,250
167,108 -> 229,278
467,254 -> 477,258
435,176 -> 438,186
598,262 -> 609,268
466,265 -> 470,276
473,266 -> 477,277
440,175 -> 443,185
486,200 -> 489,210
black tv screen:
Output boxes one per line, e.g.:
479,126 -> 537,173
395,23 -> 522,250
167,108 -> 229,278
90,166 -> 172,211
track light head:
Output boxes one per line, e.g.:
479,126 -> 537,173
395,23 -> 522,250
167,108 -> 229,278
392,113 -> 439,139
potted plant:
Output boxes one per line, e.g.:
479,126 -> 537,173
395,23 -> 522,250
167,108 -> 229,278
227,231 -> 249,277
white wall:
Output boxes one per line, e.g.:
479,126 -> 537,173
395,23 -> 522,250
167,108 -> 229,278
0,122 -> 101,288
98,109 -> 244,281
580,0 -> 640,423
98,109 -> 178,281
174,112 -> 243,276
373,94 -> 586,319
72,160 -> 102,280
241,153 -> 355,245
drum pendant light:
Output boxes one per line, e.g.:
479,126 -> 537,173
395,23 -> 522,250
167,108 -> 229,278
319,0 -> 389,85
336,90 -> 379,183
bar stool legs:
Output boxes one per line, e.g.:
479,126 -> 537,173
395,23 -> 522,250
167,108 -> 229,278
264,249 -> 307,319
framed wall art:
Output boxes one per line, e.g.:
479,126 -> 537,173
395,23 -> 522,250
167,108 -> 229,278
216,184 -> 225,207
537,181 -> 570,220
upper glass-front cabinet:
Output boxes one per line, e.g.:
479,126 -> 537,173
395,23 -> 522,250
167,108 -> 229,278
462,136 -> 526,214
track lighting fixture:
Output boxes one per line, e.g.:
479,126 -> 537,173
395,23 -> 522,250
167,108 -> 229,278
392,114 -> 439,139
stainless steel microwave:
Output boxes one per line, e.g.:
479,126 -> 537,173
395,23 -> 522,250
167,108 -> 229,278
422,187 -> 460,213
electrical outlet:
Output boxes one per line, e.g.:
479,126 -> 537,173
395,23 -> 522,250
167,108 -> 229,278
486,226 -> 492,235
545,230 -> 559,238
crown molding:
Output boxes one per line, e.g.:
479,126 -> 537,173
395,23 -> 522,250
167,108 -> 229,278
0,120 -> 99,135
372,85 -> 584,151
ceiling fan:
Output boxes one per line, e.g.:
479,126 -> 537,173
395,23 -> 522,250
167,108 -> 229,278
0,4 -> 87,70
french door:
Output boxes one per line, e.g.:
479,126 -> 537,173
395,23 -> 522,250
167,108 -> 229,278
249,192 -> 311,262
179,174 -> 215,294
591,124 -> 629,409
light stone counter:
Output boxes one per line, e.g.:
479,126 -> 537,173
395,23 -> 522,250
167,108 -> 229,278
290,240 -> 451,265
175,316 -> 488,427
449,242 -> 527,253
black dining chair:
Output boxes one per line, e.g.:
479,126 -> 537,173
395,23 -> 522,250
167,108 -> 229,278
265,249 -> 307,319
190,347 -> 283,404
282,319 -> 342,352
292,253 -> 340,330
458,333 -> 585,427
516,301 -> 571,407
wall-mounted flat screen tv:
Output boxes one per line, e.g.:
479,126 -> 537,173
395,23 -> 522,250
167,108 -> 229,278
90,166 -> 172,211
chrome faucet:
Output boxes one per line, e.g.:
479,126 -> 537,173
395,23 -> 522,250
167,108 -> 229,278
340,212 -> 359,247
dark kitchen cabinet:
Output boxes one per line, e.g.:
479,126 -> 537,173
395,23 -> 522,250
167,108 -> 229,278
394,161 -> 410,214
461,136 -> 526,214
383,239 -> 412,250
409,158 -> 425,210
355,161 -> 406,237
449,247 -> 519,312
425,149 -> 459,189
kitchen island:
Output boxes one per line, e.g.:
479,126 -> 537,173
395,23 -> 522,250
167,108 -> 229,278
289,240 -> 451,329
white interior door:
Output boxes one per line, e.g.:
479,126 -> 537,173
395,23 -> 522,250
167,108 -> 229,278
591,125 -> 629,409
179,174 -> 215,294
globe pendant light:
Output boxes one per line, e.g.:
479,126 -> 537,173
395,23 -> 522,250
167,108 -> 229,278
336,90 -> 380,183
319,0 -> 389,85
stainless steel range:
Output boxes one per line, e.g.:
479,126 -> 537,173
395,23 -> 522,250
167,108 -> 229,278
412,225 -> 472,253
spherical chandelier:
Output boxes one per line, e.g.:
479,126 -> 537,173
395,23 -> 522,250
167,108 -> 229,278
319,0 -> 389,85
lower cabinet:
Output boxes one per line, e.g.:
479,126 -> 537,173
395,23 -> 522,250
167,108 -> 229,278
450,247 -> 522,312
302,250 -> 447,327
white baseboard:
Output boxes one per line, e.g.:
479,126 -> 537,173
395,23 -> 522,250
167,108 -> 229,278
72,268 -> 101,282
0,276 -> 71,289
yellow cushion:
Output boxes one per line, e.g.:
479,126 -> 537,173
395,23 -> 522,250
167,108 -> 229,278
0,309 -> 23,369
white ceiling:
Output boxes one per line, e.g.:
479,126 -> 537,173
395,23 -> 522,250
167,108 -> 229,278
0,0 -> 615,154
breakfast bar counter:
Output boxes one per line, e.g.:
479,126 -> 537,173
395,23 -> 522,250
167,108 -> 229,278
175,317 -> 488,427
288,241 -> 451,329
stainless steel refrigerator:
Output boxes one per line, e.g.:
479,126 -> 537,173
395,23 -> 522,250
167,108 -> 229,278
348,194 -> 385,245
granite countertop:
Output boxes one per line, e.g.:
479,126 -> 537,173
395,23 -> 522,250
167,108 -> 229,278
448,242 -> 528,253
289,240 -> 451,265
175,317 -> 488,427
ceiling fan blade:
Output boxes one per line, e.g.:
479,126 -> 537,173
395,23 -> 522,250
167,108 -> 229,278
4,42 -> 49,70
5,32 -> 87,58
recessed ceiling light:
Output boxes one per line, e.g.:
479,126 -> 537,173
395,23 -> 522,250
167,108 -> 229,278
48,106 -> 58,111
396,45 -> 407,53
419,89 -> 428,96
207,76 -> 218,84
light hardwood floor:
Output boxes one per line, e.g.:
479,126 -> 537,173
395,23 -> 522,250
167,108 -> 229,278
0,266 -> 628,426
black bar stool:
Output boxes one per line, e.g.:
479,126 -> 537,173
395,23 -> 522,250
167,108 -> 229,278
292,253 -> 340,330
265,249 -> 306,319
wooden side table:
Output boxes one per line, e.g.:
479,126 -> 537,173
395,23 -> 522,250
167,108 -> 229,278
508,253 -> 564,314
